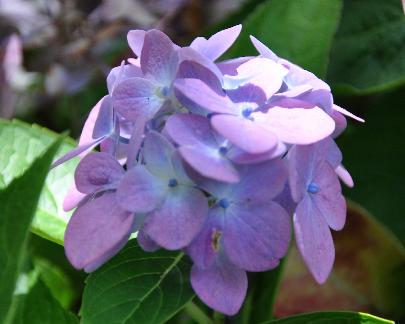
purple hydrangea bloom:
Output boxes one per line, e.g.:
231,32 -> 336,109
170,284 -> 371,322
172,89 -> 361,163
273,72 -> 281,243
52,25 -> 364,316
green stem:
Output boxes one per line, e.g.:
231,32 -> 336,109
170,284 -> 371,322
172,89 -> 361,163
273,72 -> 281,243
184,301 -> 213,324
213,311 -> 225,324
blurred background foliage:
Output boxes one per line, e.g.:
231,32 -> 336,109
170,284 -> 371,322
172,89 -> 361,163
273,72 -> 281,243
0,0 -> 404,323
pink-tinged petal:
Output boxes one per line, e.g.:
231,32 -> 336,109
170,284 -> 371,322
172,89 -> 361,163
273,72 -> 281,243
224,201 -> 290,272
313,163 -> 346,231
187,207 -> 225,269
211,114 -> 278,154
127,29 -> 145,57
107,63 -> 142,94
74,152 -> 124,194
294,195 -> 335,284
143,131 -> 176,178
144,186 -> 208,249
113,77 -> 164,121
63,182 -> 87,212
180,146 -> 240,183
258,107 -> 335,145
137,229 -> 159,252
216,57 -> 251,76
229,141 -> 287,164
116,165 -> 166,213
268,98 -> 316,109
191,260 -> 247,316
223,58 -> 288,99
249,35 -> 279,61
190,24 -> 242,61
336,164 -> 354,188
64,192 -> 134,272
273,85 -> 313,99
333,104 -> 365,123
232,159 -> 288,202
51,138 -> 104,169
141,29 -> 178,84
174,78 -> 235,114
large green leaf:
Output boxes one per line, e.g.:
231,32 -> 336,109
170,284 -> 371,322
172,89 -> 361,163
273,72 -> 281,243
274,202 -> 405,321
225,0 -> 342,77
0,119 -> 78,244
265,311 -> 393,323
81,240 -> 194,324
328,0 -> 405,94
0,136 -> 62,323
12,276 -> 78,324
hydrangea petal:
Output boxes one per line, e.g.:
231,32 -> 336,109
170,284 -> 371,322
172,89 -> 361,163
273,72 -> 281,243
224,202 -> 290,272
258,106 -> 335,145
294,195 -> 335,284
107,63 -> 142,94
141,29 -> 178,85
63,182 -> 87,212
113,77 -> 164,122
74,152 -> 124,194
127,29 -> 145,57
64,192 -> 134,272
336,164 -> 354,188
211,114 -> 278,154
116,165 -> 166,213
333,104 -> 365,123
228,142 -> 287,164
137,229 -> 160,252
313,163 -> 346,231
92,95 -> 114,139
250,35 -> 279,61
174,78 -> 234,114
190,24 -> 242,61
191,260 -> 247,316
144,186 -> 208,250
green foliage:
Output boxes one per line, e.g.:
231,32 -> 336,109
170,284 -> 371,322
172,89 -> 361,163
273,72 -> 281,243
0,119 -> 78,244
225,0 -> 342,77
328,0 -> 405,94
264,311 -> 393,323
0,136 -> 62,323
12,278 -> 78,324
81,240 -> 194,324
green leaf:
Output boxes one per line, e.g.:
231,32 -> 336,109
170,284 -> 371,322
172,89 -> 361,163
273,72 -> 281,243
0,119 -> 78,244
81,240 -> 194,324
327,0 -> 405,94
12,277 -> 78,324
236,260 -> 286,324
225,0 -> 342,77
274,202 -> 405,321
0,136 -> 62,323
264,311 -> 393,323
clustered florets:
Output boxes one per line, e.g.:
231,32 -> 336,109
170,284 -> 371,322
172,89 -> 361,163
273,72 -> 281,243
53,25 -> 364,315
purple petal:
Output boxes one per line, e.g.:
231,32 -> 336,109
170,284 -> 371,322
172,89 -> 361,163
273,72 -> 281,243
191,260 -> 247,316
274,183 -> 297,216
313,162 -> 346,231
113,77 -> 164,121
257,107 -> 335,145
294,195 -> 335,284
231,159 -> 288,202
216,57 -> 251,76
63,182 -> 87,212
211,114 -> 278,154
174,78 -> 234,114
137,229 -> 160,252
336,164 -> 354,188
64,192 -> 134,272
143,131 -> 176,178
330,109 -> 347,138
116,165 -> 166,213
107,63 -> 142,94
190,24 -> 242,61
141,29 -> 178,84
144,186 -> 208,249
126,116 -> 147,168
250,35 -> 279,61
226,83 -> 267,105
228,141 -> 287,164
326,138 -> 342,168
333,104 -> 364,123
127,29 -> 145,57
74,152 -> 124,194
92,95 -> 114,139
187,207 -> 225,269
224,201 -> 290,272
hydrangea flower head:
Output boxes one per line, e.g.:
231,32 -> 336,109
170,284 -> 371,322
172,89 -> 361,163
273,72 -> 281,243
53,25 -> 364,316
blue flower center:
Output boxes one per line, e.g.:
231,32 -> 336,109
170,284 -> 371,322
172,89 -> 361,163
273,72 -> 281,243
160,86 -> 170,97
168,178 -> 178,187
218,198 -> 230,209
218,146 -> 228,155
307,182 -> 320,194
242,108 -> 254,118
